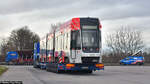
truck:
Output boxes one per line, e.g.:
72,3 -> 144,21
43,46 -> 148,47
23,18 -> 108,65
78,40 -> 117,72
33,17 -> 104,73
5,51 -> 18,64
120,50 -> 144,65
5,50 -> 33,65
120,56 -> 144,65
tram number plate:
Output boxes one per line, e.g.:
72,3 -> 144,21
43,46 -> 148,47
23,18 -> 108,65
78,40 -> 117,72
82,67 -> 88,69
90,54 -> 95,56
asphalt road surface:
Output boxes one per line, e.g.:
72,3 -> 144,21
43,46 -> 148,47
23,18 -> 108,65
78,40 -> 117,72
0,66 -> 150,84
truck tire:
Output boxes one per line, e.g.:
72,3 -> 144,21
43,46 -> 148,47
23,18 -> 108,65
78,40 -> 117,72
137,62 -> 142,65
46,67 -> 50,72
120,63 -> 124,65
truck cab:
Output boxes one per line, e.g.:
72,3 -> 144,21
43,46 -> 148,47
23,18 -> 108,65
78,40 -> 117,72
120,56 -> 144,65
5,51 -> 18,64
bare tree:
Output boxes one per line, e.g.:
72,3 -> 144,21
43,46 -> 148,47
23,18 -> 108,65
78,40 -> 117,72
9,26 -> 40,51
106,26 -> 144,55
0,26 -> 40,54
143,47 -> 150,54
0,38 -> 9,56
50,23 -> 62,33
0,26 -> 40,61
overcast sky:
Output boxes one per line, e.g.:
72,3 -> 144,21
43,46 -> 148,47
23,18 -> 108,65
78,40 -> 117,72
0,0 -> 150,48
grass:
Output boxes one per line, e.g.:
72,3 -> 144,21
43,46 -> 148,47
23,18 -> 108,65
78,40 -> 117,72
0,66 -> 8,76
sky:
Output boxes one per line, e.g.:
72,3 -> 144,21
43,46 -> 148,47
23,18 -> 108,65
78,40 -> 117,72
0,0 -> 150,48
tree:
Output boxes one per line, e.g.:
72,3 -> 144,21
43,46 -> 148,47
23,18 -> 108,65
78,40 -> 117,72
9,26 -> 40,51
106,26 -> 144,55
0,26 -> 39,61
0,38 -> 9,55
0,26 -> 40,56
50,23 -> 62,33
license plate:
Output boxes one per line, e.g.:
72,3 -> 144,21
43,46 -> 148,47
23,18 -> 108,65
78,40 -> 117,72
82,67 -> 89,69
92,60 -> 98,62
90,54 -> 95,56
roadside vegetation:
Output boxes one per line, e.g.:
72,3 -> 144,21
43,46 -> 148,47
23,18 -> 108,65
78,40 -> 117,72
0,26 -> 40,62
103,26 -> 150,64
0,66 -> 8,76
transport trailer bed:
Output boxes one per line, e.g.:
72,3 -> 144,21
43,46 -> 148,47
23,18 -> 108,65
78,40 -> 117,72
46,63 -> 104,73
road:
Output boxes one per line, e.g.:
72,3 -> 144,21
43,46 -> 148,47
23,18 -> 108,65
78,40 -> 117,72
0,66 -> 150,84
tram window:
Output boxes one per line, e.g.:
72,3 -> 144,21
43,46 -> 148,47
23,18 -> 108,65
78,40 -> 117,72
60,36 -> 62,50
64,33 -> 67,50
66,33 -> 68,49
62,35 -> 63,50
71,31 -> 81,49
58,36 -> 60,50
76,31 -> 81,49
71,31 -> 76,49
56,37 -> 58,50
63,34 -> 65,50
55,37 -> 57,50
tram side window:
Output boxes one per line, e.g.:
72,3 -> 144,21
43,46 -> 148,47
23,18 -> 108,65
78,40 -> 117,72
63,34 -> 65,50
66,33 -> 68,50
51,39 -> 53,50
71,31 -> 81,49
57,36 -> 58,51
48,39 -> 50,50
60,35 -> 62,50
71,32 -> 76,49
58,36 -> 60,51
99,30 -> 101,48
52,38 -> 53,49
59,35 -> 61,51
59,36 -> 60,50
68,32 -> 70,50
62,35 -> 64,50
50,39 -> 52,50
55,37 -> 57,50
64,33 -> 66,50
76,31 -> 81,49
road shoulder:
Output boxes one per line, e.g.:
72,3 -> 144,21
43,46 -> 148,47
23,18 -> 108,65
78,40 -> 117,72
0,65 -> 8,76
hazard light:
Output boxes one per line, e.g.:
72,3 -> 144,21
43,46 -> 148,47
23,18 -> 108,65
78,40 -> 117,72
66,64 -> 75,67
96,64 -> 104,68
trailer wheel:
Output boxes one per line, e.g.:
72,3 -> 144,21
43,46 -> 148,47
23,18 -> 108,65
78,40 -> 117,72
87,70 -> 93,73
55,66 -> 63,73
55,68 -> 60,73
46,67 -> 50,72
33,63 -> 37,68
33,61 -> 40,68
56,70 -> 63,73
82,70 -> 93,73
33,62 -> 38,68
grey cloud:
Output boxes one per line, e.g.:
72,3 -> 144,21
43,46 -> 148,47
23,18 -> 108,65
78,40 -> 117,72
0,0 -> 78,14
1,0 -> 150,20
0,0 -> 150,47
94,1 -> 150,20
